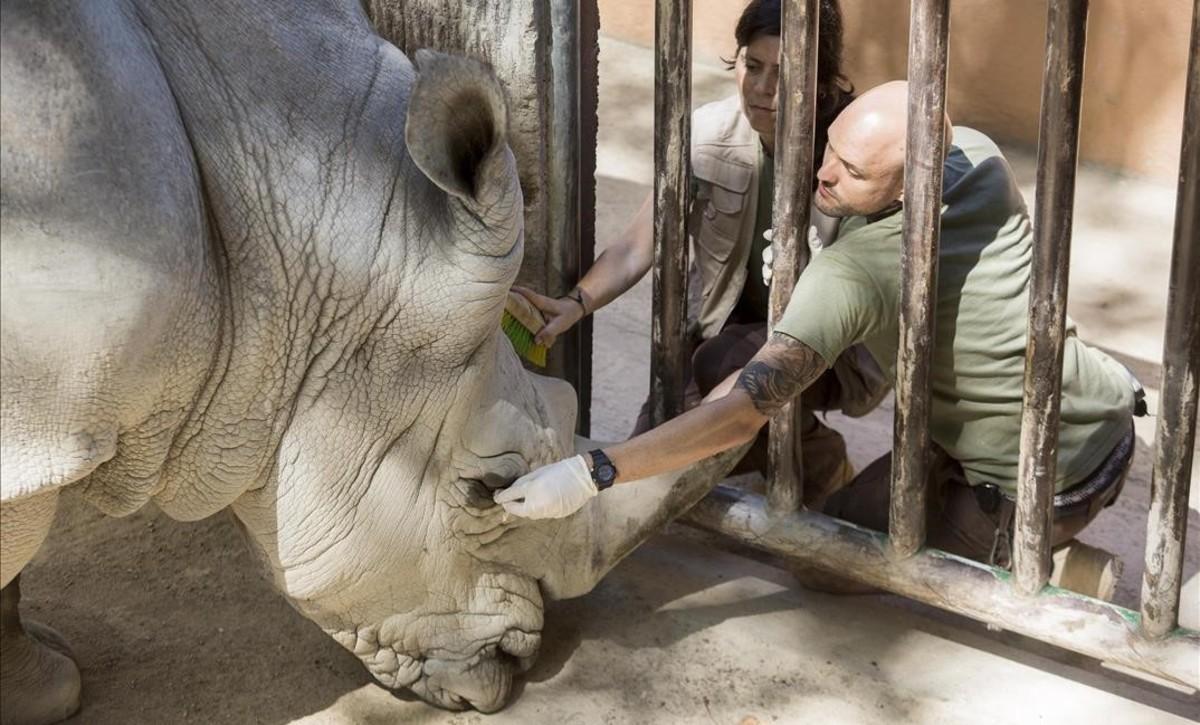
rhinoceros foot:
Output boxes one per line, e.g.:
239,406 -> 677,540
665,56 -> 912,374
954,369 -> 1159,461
0,579 -> 81,725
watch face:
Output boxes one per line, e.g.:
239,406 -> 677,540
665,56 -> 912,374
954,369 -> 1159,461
589,449 -> 618,489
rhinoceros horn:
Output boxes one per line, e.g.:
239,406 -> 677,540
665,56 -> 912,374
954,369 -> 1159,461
533,437 -> 749,599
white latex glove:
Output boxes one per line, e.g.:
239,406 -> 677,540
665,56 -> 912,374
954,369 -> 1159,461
761,229 -> 775,287
493,455 -> 597,519
761,225 -> 824,287
807,222 -> 823,257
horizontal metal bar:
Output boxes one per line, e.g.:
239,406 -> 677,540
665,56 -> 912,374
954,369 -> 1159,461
1141,0 -> 1200,640
649,0 -> 692,427
684,485 -> 1200,689
1013,0 -> 1090,596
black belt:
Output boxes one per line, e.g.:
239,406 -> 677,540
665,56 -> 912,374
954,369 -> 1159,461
974,427 -> 1134,520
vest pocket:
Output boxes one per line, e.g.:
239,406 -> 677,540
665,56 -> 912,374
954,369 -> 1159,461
697,186 -> 746,262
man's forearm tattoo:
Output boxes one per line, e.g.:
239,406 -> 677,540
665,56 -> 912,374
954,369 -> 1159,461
735,334 -> 828,417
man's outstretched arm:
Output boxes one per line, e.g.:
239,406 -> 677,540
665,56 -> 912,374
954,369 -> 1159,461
494,333 -> 830,519
606,332 -> 828,481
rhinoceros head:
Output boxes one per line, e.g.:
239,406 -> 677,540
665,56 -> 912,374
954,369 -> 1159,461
216,50 -> 738,712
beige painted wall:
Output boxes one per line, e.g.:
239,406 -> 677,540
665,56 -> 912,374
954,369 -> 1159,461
598,0 -> 1193,179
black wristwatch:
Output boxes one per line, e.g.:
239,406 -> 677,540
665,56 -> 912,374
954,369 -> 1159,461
588,449 -> 618,491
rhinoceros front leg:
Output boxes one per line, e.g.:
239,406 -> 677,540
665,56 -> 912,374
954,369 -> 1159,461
0,576 -> 81,725
1,491 -> 81,725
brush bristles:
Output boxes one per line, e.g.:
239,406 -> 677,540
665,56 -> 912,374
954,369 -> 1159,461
501,310 -> 548,367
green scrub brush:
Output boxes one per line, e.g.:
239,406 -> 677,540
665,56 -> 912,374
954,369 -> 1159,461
502,291 -> 549,367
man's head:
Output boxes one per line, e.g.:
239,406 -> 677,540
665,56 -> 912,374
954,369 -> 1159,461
814,80 -> 952,218
814,81 -> 909,217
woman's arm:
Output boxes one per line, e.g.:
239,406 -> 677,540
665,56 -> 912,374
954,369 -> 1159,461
514,191 -> 656,347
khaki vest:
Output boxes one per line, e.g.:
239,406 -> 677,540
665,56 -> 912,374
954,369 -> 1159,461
688,95 -> 839,340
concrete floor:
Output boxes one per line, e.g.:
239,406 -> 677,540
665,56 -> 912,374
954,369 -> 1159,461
22,34 -> 1198,725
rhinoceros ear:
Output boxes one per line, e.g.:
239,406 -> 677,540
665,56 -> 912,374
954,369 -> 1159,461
406,49 -> 510,202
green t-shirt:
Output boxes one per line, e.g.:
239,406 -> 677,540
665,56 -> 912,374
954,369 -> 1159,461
775,127 -> 1132,493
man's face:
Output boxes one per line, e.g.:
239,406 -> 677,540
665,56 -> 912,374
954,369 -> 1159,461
813,117 -> 906,218
735,34 -> 780,147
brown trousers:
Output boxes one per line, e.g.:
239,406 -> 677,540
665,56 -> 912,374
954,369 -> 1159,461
824,425 -> 1133,565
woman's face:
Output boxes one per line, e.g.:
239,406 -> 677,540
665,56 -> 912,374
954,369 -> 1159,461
736,34 -> 781,148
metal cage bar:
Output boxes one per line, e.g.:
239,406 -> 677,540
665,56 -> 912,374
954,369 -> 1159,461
1012,0 -> 1090,596
889,0 -> 951,558
548,0 -> 595,436
649,0 -> 693,427
765,0 -> 822,514
649,0 -> 1200,688
1140,0 -> 1200,640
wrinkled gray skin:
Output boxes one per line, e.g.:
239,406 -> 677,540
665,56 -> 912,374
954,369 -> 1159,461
0,1 -> 743,721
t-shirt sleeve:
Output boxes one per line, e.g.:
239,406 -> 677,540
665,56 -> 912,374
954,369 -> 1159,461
774,250 -> 882,366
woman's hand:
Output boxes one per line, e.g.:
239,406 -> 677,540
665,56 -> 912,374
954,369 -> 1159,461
512,286 -> 586,348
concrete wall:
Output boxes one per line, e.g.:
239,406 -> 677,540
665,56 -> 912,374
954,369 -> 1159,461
598,0 -> 1192,179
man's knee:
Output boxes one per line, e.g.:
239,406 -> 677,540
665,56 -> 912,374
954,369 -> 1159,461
691,338 -> 730,396
691,323 -> 764,395
820,453 -> 892,528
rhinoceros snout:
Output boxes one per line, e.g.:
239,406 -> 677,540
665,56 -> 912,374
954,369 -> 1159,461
335,568 -> 544,712
407,633 -> 538,713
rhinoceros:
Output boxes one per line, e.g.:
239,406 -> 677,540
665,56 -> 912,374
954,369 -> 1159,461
0,1 -> 741,721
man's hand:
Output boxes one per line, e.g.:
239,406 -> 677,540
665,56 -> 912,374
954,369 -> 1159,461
511,286 -> 586,348
494,455 -> 597,519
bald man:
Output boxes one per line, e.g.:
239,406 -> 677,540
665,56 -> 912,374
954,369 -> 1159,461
497,82 -> 1136,588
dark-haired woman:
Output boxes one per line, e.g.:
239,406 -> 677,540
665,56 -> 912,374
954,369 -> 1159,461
516,0 -> 886,503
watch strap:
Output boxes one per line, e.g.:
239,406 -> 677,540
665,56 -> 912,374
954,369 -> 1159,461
588,448 -> 618,491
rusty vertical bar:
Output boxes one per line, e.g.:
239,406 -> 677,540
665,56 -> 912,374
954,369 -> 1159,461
889,0 -> 951,558
548,0 -> 595,435
650,0 -> 692,426
1012,0 -> 1090,596
576,0 -> 600,436
1141,0 -> 1200,640
765,0 -> 821,514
